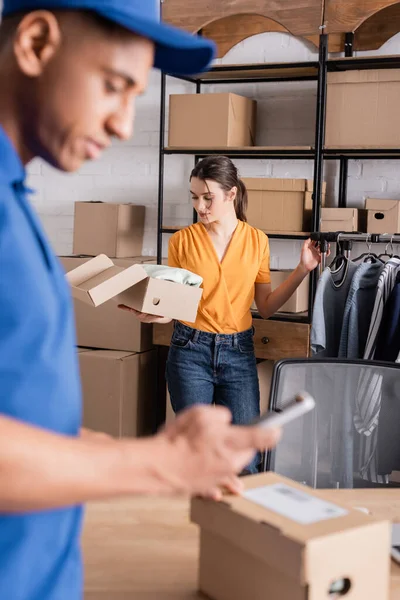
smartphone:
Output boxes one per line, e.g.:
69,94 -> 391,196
253,392 -> 316,429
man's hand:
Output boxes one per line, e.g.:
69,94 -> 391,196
118,305 -> 171,324
156,405 -> 281,501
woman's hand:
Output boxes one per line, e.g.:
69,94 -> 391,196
118,305 -> 172,324
299,239 -> 327,273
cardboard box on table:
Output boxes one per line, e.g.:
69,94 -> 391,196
191,472 -> 390,600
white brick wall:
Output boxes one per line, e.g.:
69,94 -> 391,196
21,29 -> 400,265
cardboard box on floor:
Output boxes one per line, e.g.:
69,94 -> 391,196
78,348 -> 156,437
73,202 -> 145,258
366,199 -> 400,234
243,178 -> 326,233
251,270 -> 309,314
192,472 -> 390,600
168,93 -> 257,148
326,69 -> 400,148
320,208 -> 367,233
60,256 -> 154,353
66,254 -> 202,323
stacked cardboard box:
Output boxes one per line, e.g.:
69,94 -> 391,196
320,208 -> 367,233
78,348 -> 156,438
242,178 -> 327,233
169,93 -> 257,148
326,69 -> 400,148
61,201 -> 156,438
251,271 -> 309,314
366,199 -> 400,234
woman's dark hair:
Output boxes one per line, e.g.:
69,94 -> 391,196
190,156 -> 248,222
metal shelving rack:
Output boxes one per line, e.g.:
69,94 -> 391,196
156,33 -> 400,324
157,60 -> 322,322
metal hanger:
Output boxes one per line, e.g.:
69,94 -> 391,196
378,235 -> 395,260
328,233 -> 348,271
352,234 -> 383,264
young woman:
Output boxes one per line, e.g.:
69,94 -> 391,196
127,156 -> 322,472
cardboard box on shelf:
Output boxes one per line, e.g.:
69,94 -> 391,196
303,179 -> 327,210
320,208 -> 367,233
66,254 -> 202,324
191,472 -> 390,600
168,93 -> 257,148
60,257 -> 153,353
243,178 -> 326,233
366,199 -> 400,234
251,270 -> 309,314
73,202 -> 145,258
325,69 -> 400,148
304,190 -> 326,211
78,348 -> 156,438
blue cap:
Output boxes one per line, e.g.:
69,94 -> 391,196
1,0 -> 216,75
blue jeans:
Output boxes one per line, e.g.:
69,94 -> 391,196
166,321 -> 261,473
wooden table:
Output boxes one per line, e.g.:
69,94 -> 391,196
83,490 -> 400,599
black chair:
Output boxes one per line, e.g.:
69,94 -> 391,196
262,358 -> 400,489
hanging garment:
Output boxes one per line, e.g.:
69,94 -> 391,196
141,264 -> 203,287
311,260 -> 358,357
375,276 -> 400,476
332,260 -> 383,488
338,261 -> 384,359
311,259 -> 357,487
354,258 -> 400,483
374,275 -> 400,362
363,258 -> 400,362
377,364 -> 400,477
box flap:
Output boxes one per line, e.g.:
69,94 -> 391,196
328,69 -> 400,85
366,199 -> 400,211
66,254 -> 115,287
66,255 -> 149,307
242,177 -> 306,192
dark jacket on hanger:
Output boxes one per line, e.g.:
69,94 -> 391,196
311,260 -> 358,358
338,261 -> 384,359
375,274 -> 400,476
374,273 -> 400,362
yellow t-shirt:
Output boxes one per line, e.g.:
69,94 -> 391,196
168,221 -> 270,334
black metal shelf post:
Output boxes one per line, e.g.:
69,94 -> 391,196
156,72 -> 166,265
338,33 -> 354,209
309,33 -> 328,319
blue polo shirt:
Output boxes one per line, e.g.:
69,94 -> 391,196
0,126 -> 83,599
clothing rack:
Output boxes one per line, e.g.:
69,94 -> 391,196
310,232 -> 400,275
